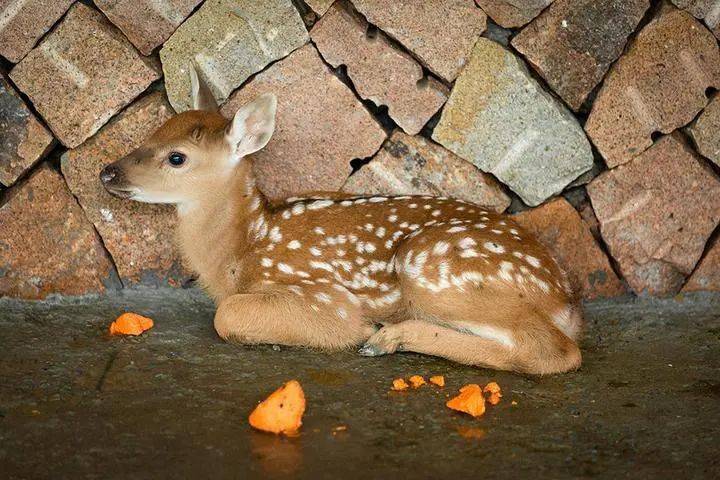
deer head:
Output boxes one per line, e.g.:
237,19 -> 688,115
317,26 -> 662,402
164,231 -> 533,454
100,66 -> 277,205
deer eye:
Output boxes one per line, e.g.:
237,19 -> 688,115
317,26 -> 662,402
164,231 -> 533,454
167,152 -> 186,167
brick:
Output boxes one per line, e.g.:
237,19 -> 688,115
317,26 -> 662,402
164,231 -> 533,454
513,198 -> 625,300
161,0 -> 309,112
585,5 -> 720,168
587,134 -> 720,296
475,0 -> 553,28
306,0 -> 335,15
9,3 -> 160,148
512,0 -> 650,111
432,38 -> 593,207
0,74 -> 54,186
0,0 -> 73,63
687,95 -> 720,168
0,166 -> 118,299
311,1 -> 447,135
95,0 -> 203,56
671,0 -> 720,38
342,131 -> 510,212
350,0 -> 486,82
221,45 -> 386,202
682,237 -> 720,292
61,92 -> 191,287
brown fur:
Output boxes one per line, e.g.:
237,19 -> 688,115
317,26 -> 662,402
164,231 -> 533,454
101,86 -> 583,375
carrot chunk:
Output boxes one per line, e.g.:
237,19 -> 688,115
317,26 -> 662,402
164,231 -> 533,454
391,378 -> 409,391
249,380 -> 306,435
408,375 -> 426,388
109,312 -> 154,336
483,382 -> 502,405
429,375 -> 445,387
446,384 -> 486,417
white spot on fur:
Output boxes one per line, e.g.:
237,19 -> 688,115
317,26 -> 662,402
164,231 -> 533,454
447,226 -> 466,233
458,323 -> 515,348
287,240 -> 301,250
310,247 -> 322,256
484,241 -> 505,254
525,255 -> 541,268
261,257 -> 273,267
269,227 -> 282,243
458,237 -> 476,249
433,241 -> 450,256
277,263 -> 293,274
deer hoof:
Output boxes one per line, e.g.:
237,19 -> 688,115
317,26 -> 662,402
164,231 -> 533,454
358,326 -> 400,356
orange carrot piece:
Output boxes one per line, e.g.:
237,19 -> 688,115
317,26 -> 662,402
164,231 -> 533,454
109,312 -> 154,336
249,380 -> 306,435
408,375 -> 426,388
392,378 -> 409,391
483,382 -> 502,396
446,384 -> 486,417
429,375 -> 445,387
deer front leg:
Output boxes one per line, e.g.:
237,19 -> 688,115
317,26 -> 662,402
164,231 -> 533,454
214,285 -> 375,350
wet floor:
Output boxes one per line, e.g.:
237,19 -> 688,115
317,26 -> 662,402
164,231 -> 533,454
1,288 -> 719,479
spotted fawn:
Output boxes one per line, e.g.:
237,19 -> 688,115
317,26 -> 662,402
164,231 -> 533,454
100,68 -> 582,374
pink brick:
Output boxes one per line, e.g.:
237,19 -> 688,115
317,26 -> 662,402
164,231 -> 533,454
311,1 -> 447,135
95,0 -> 203,55
351,0 -> 486,82
0,0 -> 74,63
0,166 -> 117,299
220,45 -> 386,202
9,3 -> 161,148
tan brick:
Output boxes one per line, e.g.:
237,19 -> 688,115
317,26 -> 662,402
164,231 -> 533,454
671,0 -> 720,38
342,131 -> 510,213
0,74 -> 54,186
222,45 -> 385,200
160,0 -> 309,112
221,44 -> 386,202
687,95 -> 720,168
585,5 -> 720,168
513,198 -> 625,300
587,134 -> 720,296
682,237 -> 720,292
0,0 -> 74,63
311,2 -> 447,135
9,3 -> 160,148
475,0 -> 553,28
95,0 -> 203,55
351,0 -> 486,82
61,92 -> 192,287
0,166 -> 117,299
512,0 -> 650,110
306,0 -> 335,15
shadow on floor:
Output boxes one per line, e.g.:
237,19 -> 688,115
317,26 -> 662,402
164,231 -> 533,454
1,289 -> 719,479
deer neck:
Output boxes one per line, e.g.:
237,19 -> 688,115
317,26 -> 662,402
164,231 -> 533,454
175,160 -> 267,300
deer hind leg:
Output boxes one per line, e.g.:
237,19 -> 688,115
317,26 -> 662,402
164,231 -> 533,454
214,283 -> 375,350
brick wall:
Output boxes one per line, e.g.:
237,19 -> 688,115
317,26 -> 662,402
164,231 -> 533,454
1,0 -> 719,300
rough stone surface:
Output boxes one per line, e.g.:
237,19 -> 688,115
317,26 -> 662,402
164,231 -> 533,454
512,0 -> 650,111
221,45 -> 386,201
342,131 -> 510,212
513,198 -> 625,300
687,94 -> 720,168
0,75 -> 54,186
587,134 -> 720,296
9,3 -> 160,148
432,38 -> 593,207
306,0 -> 335,15
161,0 -> 309,112
61,92 -> 191,288
0,167 -> 117,299
311,2 -> 448,135
671,0 -> 720,37
350,0 -> 487,82
95,0 -> 203,55
0,0 -> 74,63
683,237 -> 720,292
585,5 -> 720,168
475,0 -> 553,28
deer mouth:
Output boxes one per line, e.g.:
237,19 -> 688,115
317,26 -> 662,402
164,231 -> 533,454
103,186 -> 137,199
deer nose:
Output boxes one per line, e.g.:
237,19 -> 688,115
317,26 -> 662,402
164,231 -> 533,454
100,164 -> 120,184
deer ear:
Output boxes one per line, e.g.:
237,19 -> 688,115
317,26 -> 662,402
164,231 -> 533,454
189,66 -> 218,112
225,93 -> 277,164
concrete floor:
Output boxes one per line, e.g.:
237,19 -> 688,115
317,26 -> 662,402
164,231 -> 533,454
0,288 -> 719,479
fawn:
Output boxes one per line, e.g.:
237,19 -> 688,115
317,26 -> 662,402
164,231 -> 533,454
100,69 -> 582,375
